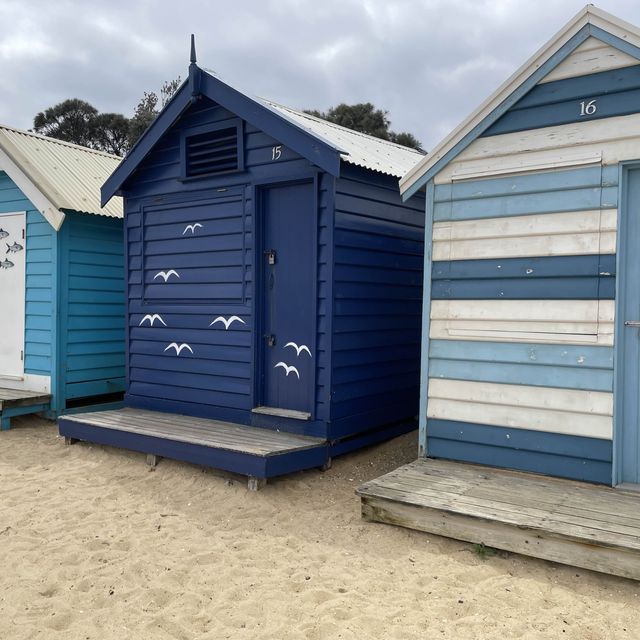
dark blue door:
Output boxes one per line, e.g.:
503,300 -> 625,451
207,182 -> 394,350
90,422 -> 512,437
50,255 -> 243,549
261,181 -> 315,414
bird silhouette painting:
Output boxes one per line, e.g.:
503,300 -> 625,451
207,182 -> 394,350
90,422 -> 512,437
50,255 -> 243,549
139,314 -> 167,327
274,362 -> 300,378
153,269 -> 180,282
284,342 -> 312,357
210,315 -> 245,330
164,342 -> 194,355
183,223 -> 203,235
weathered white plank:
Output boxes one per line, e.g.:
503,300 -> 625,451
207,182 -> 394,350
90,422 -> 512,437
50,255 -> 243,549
429,299 -> 614,346
436,113 -> 640,184
539,37 -> 639,84
431,299 -> 614,322
428,378 -> 613,415
433,209 -> 616,260
427,378 -> 613,439
450,150 -> 602,182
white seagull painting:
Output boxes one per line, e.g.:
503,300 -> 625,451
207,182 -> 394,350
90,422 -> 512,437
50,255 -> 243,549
274,362 -> 300,378
210,315 -> 245,330
164,343 -> 194,356
284,342 -> 312,357
183,223 -> 203,235
139,314 -> 167,327
153,269 -> 180,282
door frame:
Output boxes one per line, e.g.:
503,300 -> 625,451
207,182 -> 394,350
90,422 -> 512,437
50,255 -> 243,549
613,160 -> 640,486
0,210 -> 26,380
251,172 -> 319,417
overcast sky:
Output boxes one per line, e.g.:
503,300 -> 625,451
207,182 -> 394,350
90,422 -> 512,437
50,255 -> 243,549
1,0 -> 640,151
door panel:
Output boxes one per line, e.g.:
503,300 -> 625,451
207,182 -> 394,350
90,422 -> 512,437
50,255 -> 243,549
260,182 -> 315,414
618,167 -> 640,484
0,212 -> 26,377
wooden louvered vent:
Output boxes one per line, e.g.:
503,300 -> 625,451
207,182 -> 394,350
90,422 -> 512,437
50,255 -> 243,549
185,125 -> 241,177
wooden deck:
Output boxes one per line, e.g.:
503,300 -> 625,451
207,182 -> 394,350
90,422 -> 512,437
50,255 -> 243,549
0,388 -> 51,430
357,458 -> 640,581
58,408 -> 329,487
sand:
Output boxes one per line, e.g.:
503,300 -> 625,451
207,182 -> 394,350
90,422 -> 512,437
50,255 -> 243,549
0,416 -> 639,639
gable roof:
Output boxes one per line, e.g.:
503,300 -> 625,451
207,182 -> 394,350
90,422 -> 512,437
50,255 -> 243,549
399,5 -> 640,199
0,125 -> 123,230
259,99 -> 425,177
102,66 -> 424,206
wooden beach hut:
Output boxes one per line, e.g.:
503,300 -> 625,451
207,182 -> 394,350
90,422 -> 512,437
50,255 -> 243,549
0,125 -> 125,429
358,6 -> 640,580
58,46 -> 425,487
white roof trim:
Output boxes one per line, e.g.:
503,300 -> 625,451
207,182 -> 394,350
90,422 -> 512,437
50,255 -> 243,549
0,146 -> 64,230
399,5 -> 640,195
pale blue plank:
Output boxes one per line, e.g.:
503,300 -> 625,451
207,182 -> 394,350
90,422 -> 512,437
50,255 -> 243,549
434,165 -> 605,202
430,358 -> 613,391
429,339 -> 614,369
434,186 -> 617,222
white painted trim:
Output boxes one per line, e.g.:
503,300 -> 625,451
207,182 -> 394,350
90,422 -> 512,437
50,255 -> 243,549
400,5 -> 640,195
0,146 -> 64,230
450,150 -> 602,181
0,373 -> 50,394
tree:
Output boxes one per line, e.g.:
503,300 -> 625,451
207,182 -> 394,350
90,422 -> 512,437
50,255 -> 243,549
33,99 -> 98,148
128,77 -> 182,148
32,77 -> 182,156
305,102 -> 424,152
91,113 -> 131,156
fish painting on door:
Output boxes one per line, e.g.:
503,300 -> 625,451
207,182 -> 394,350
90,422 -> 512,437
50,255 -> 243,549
260,181 -> 315,414
0,212 -> 26,377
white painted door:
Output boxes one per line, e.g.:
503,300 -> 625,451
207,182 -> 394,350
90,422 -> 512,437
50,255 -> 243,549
0,212 -> 26,377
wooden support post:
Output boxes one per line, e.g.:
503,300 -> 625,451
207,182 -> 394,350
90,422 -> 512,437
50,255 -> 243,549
64,436 -> 78,445
247,476 -> 266,492
146,454 -> 160,467
1,416 -> 10,431
320,458 -> 332,472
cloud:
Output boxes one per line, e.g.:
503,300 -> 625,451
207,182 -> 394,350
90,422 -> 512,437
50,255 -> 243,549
1,0 -> 639,150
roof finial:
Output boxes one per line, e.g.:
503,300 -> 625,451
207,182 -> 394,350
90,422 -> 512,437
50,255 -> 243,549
190,34 -> 197,65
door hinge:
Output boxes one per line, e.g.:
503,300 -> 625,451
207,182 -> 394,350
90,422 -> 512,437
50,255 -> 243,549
20,350 -> 23,361
264,334 -> 276,347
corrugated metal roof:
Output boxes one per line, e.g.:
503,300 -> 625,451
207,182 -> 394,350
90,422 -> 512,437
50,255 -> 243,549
0,125 -> 123,218
259,99 -> 426,178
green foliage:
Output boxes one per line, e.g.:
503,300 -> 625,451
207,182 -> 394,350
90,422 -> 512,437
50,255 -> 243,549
91,113 -> 131,156
305,103 -> 424,152
128,77 -> 184,149
32,77 -> 182,156
33,99 -> 98,148
472,543 -> 498,560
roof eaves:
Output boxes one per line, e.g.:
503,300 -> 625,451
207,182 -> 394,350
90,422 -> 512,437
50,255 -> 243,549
0,132 -> 65,230
399,5 -> 640,199
101,80 -> 192,206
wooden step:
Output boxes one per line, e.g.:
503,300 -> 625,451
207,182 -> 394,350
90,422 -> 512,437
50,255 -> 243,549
357,458 -> 640,581
59,407 -> 329,485
0,388 -> 51,430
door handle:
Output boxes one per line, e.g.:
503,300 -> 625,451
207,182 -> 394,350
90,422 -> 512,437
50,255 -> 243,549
624,321 -> 640,327
264,334 -> 276,347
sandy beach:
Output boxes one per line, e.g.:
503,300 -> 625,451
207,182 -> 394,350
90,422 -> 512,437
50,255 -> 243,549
0,415 -> 638,639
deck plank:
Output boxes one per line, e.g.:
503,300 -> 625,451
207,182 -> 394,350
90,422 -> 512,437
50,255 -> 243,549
357,459 -> 640,580
61,408 -> 324,456
0,388 -> 51,410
